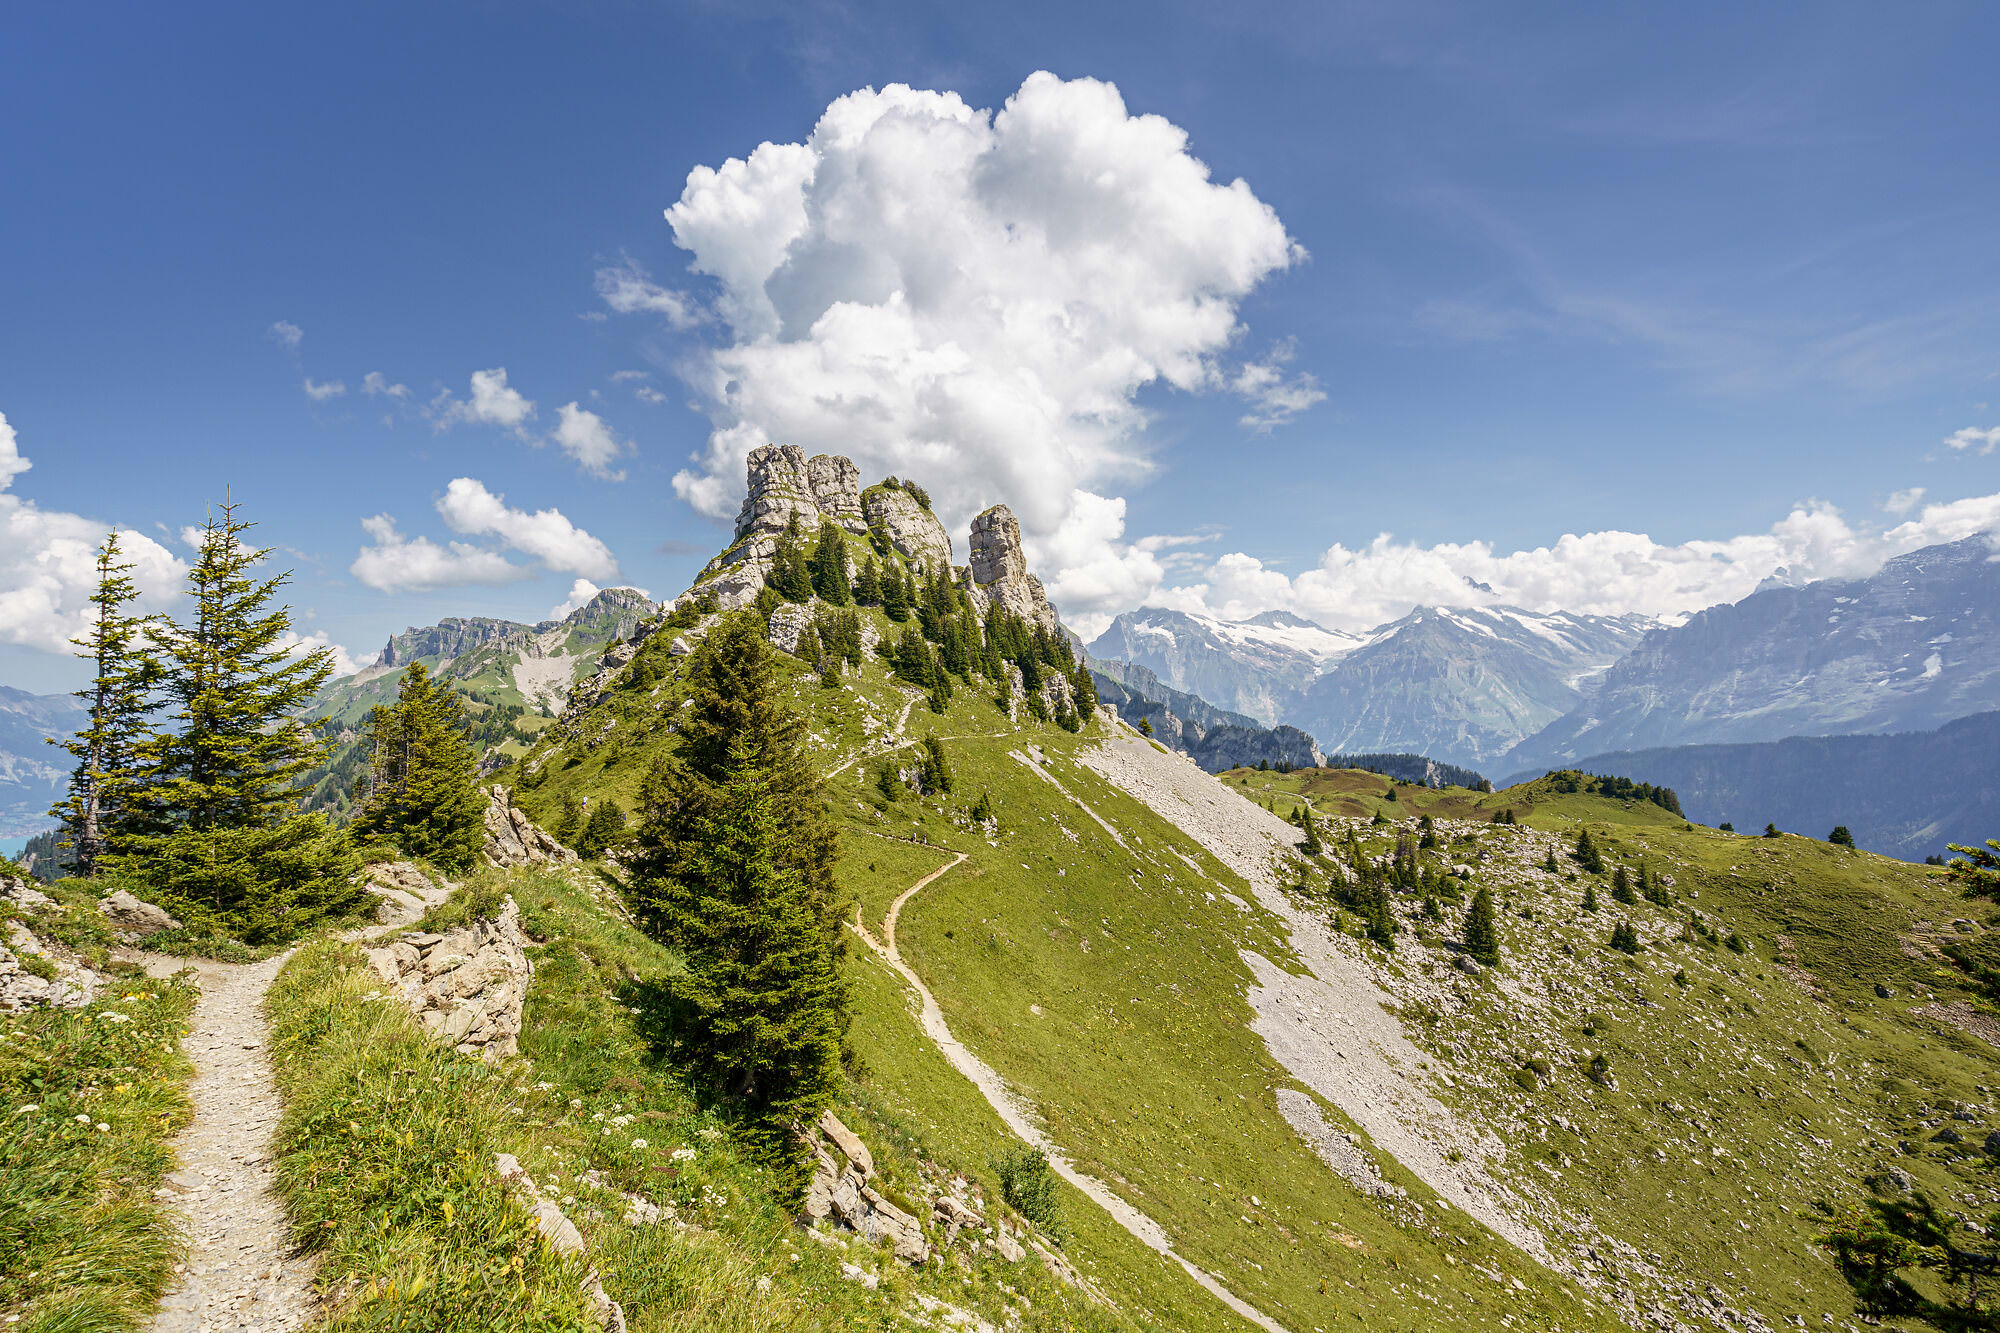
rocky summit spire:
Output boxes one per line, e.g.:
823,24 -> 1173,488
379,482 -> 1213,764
966,504 -> 1058,632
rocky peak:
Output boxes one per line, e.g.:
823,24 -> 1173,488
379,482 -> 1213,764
732,444 -> 820,543
380,617 -> 533,669
967,505 -> 1057,632
862,485 -> 953,574
807,454 -> 867,534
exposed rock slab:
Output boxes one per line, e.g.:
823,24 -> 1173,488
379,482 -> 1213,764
968,505 -> 1058,632
482,786 -> 577,868
801,1111 -> 930,1264
864,485 -> 952,574
366,896 -> 533,1062
99,888 -> 183,938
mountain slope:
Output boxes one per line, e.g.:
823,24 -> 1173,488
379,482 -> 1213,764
1508,535 -> 2000,771
472,446 -> 2000,1332
0,685 -> 87,837
1532,709 -> 2000,860
1087,660 -> 1324,771
1292,606 -> 1654,769
1088,608 -> 1360,724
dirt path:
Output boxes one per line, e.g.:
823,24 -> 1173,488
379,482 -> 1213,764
853,852 -> 1293,1333
135,950 -> 316,1333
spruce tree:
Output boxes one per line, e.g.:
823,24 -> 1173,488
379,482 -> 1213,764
1299,807 -> 1323,856
577,799 -> 627,860
1610,919 -> 1641,954
118,504 -> 359,940
920,734 -> 954,795
1611,864 -> 1636,904
1543,847 -> 1559,874
1828,825 -> 1855,848
628,613 -> 847,1187
1573,828 -> 1604,874
880,561 -> 910,621
1582,880 -> 1599,913
852,556 -> 882,606
351,661 -> 485,870
1948,838 -> 2000,900
769,513 -> 814,603
809,523 -> 851,605
1463,886 -> 1500,966
51,529 -> 161,877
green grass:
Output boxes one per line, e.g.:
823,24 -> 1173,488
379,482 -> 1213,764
0,975 -> 198,1332
265,866 -> 1121,1331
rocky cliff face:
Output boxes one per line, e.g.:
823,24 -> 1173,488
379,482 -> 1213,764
966,505 -> 1058,632
862,484 -> 953,574
807,453 -> 867,534
380,617 -> 535,668
1506,536 -> 2000,771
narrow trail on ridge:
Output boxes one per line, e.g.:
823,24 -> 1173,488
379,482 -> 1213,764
135,950 -> 315,1333
138,887 -> 443,1332
852,852 -> 1295,1333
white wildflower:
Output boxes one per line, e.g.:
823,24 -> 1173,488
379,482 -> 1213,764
631,1138 -> 648,1150
95,1122 -> 110,1132
671,1147 -> 697,1162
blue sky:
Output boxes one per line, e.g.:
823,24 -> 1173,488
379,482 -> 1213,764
4,0 -> 1998,691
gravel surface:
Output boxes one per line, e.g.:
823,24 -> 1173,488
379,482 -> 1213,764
132,950 -> 317,1333
1078,731 -> 1555,1265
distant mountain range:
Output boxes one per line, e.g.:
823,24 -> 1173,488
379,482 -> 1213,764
1504,535 -> 2000,773
1536,711 -> 2000,862
0,685 -> 86,838
1088,660 -> 1324,772
1089,604 -> 1651,768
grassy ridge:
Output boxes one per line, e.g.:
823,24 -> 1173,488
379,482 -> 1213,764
264,864 -> 1119,1332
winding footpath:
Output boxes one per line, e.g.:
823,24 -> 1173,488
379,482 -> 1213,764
852,852 -> 1294,1333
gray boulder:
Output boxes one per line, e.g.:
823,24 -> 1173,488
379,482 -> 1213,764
98,889 -> 182,938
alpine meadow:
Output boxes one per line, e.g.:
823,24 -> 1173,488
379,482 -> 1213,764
7,10 -> 2000,1333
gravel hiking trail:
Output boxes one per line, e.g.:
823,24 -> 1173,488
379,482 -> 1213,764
131,949 -> 315,1333
133,888 -> 443,1331
853,851 -> 1295,1333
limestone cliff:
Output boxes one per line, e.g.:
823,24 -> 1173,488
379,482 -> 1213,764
862,484 -> 952,574
966,505 -> 1058,633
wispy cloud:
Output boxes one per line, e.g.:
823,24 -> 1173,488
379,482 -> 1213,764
267,320 -> 303,350
303,377 -> 346,401
594,259 -> 705,328
1946,426 -> 2000,457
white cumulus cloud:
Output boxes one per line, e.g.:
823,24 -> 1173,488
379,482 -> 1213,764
349,514 -> 526,594
432,368 -> 536,436
548,578 -> 601,619
550,403 -> 631,481
274,629 -> 363,677
594,260 -> 705,328
1946,426 -> 2000,456
0,411 -> 184,655
303,377 -> 346,401
362,371 -> 410,399
1135,490 -> 2000,640
435,478 -> 619,580
659,72 -> 1306,620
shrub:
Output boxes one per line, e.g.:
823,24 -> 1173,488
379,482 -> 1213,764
995,1144 -> 1065,1245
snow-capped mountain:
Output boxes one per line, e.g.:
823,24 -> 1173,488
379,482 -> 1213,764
1506,535 -> 2000,772
1089,603 -> 1653,767
0,686 -> 87,838
1086,608 -> 1362,723
1291,606 -> 1656,769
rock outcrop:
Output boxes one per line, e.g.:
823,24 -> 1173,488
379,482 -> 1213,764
98,888 -> 183,939
967,505 -> 1057,632
807,453 -> 867,533
366,896 -> 533,1062
3,875 -> 105,1010
863,485 -> 953,575
482,786 -> 577,868
363,861 -> 453,928
803,1110 -> 931,1264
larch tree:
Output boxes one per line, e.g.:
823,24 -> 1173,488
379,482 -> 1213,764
627,613 -> 848,1189
51,528 -> 161,877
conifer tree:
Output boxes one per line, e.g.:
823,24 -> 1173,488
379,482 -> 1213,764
1611,864 -> 1636,904
1948,837 -> 2000,900
1463,886 -> 1500,966
1543,847 -> 1559,874
1299,806 -> 1324,856
351,661 -> 484,870
556,791 -> 583,846
1573,828 -> 1604,874
1828,825 -> 1855,848
51,529 -> 161,877
880,561 -> 910,621
118,504 -> 360,940
920,734 -> 954,795
769,513 -> 814,603
577,798 -> 627,860
852,556 -> 882,606
809,523 -> 851,605
1610,919 -> 1641,954
1582,880 -> 1599,913
628,614 -> 847,1186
